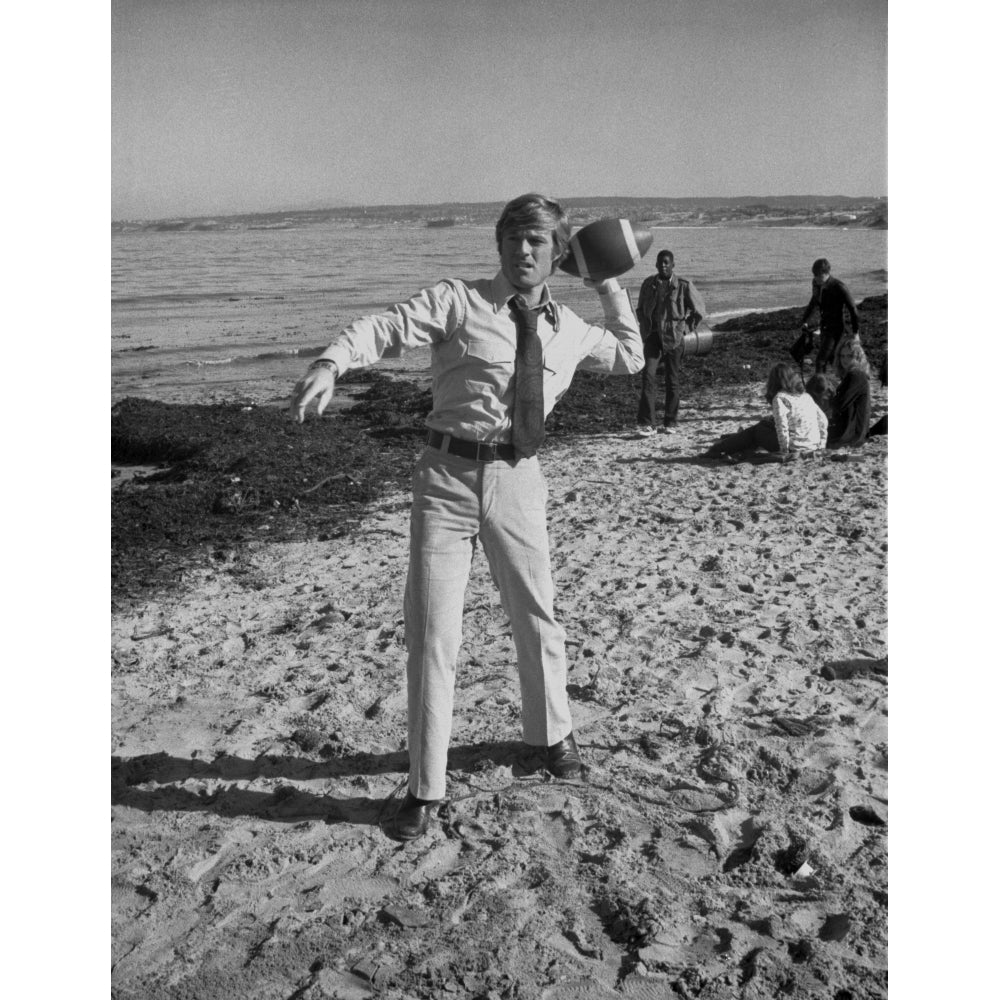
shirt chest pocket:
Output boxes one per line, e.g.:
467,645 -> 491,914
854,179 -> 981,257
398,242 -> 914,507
463,337 -> 514,366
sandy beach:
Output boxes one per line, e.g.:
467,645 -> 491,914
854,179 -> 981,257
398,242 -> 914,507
112,306 -> 888,998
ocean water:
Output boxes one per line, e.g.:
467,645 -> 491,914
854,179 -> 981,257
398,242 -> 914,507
111,222 -> 886,406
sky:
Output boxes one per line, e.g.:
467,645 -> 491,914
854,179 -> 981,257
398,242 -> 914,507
111,0 -> 888,219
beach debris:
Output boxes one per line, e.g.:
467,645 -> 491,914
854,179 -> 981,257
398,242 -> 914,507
773,716 -> 813,737
773,834 -> 811,876
350,956 -> 395,987
301,472 -> 355,495
130,625 -> 171,641
848,802 -> 887,827
821,657 -> 887,681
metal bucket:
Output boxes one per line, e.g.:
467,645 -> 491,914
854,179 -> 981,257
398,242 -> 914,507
681,328 -> 714,356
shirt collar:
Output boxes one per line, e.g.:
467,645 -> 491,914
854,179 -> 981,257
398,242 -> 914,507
491,271 -> 561,331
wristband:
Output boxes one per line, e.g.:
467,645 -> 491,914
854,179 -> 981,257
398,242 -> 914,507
307,359 -> 337,376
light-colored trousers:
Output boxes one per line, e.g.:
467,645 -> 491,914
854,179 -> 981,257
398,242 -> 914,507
404,446 -> 573,800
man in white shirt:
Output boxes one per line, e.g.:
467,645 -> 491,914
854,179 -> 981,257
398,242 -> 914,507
290,193 -> 643,840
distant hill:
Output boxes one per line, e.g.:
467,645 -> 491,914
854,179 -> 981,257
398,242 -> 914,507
113,195 -> 887,232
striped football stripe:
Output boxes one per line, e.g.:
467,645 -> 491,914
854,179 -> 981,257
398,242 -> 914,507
619,219 -> 640,263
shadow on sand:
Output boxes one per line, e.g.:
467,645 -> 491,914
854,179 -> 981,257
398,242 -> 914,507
111,738 -> 550,828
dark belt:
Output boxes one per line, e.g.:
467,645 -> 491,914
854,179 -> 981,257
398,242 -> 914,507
426,429 -> 516,462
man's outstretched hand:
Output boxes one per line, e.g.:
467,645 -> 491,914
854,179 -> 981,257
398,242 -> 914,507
290,368 -> 335,423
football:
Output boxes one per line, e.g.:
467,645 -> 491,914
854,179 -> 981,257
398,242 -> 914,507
558,218 -> 654,282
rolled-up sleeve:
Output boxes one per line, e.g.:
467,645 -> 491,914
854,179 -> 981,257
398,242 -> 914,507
317,281 -> 461,376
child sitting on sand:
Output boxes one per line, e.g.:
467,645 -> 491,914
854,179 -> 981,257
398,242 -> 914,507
705,362 -> 828,461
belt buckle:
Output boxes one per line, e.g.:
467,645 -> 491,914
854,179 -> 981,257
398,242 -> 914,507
475,441 -> 494,462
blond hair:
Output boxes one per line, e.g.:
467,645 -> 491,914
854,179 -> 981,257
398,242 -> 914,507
495,193 -> 571,266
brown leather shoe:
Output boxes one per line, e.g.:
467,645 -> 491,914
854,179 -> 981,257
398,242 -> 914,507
390,791 -> 438,841
546,732 -> 584,779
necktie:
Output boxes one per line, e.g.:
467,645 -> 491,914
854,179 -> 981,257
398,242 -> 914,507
509,295 -> 546,458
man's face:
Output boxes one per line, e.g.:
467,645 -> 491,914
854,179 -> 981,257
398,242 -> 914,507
813,271 -> 830,286
499,228 -> 556,291
658,255 -> 674,278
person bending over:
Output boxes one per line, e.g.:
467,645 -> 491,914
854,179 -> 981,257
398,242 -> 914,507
704,362 -> 828,461
800,257 -> 860,374
290,194 -> 643,841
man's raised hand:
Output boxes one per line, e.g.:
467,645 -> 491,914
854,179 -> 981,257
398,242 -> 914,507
582,277 -> 621,295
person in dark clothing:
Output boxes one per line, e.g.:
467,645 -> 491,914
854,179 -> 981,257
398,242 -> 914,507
868,353 -> 888,436
635,249 -> 707,435
800,258 -> 860,374
827,338 -> 872,448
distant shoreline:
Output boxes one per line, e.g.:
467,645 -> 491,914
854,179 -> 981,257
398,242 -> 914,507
112,195 -> 887,232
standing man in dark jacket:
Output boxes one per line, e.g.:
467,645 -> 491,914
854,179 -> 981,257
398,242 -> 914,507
800,257 -> 860,374
635,249 -> 707,436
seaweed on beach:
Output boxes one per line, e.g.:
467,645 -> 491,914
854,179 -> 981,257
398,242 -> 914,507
112,296 -> 886,603
111,373 -> 430,603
